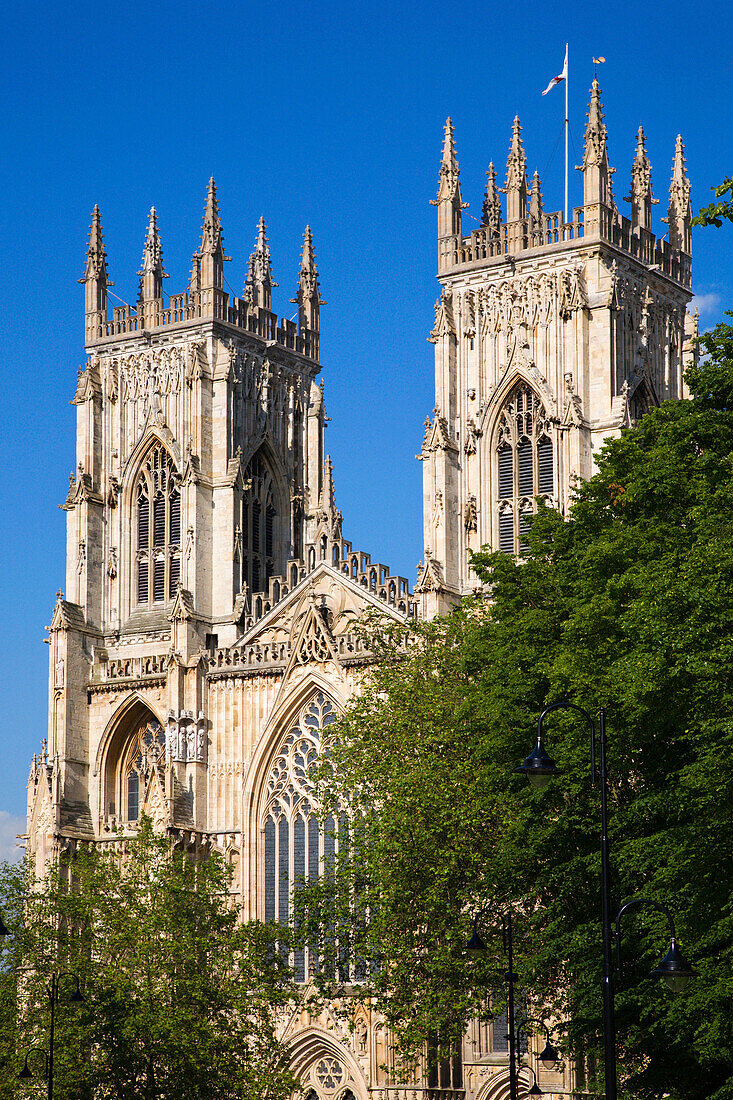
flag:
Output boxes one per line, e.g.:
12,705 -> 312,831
542,47 -> 568,95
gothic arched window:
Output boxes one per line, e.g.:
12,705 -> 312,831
263,692 -> 346,982
119,718 -> 166,823
135,444 -> 180,605
495,383 -> 554,555
240,452 -> 280,595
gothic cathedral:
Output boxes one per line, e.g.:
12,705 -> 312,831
27,78 -> 694,1100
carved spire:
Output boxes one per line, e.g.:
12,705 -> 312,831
290,225 -> 325,334
320,454 -> 336,516
138,207 -> 167,303
431,118 -> 465,245
200,177 -> 223,255
580,79 -> 615,211
625,125 -> 657,230
193,177 -> 229,292
667,134 -> 692,253
80,205 -> 109,325
504,116 -> 527,221
529,171 -> 544,236
482,162 -> 502,236
246,216 -> 277,311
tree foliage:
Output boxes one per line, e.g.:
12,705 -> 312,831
0,820 -> 297,1100
692,177 -> 733,228
297,325 -> 733,1100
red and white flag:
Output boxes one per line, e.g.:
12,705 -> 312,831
542,47 -> 568,95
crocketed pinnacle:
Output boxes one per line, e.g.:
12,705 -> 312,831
529,171 -> 544,228
434,117 -> 461,203
290,225 -> 325,330
482,162 -> 502,233
582,79 -> 607,169
667,134 -> 692,251
297,226 -> 323,299
300,224 -> 317,276
505,116 -> 527,191
670,134 -> 690,198
247,216 -> 278,295
320,454 -> 337,516
442,117 -> 457,167
199,177 -> 225,257
138,207 -> 165,278
83,204 -> 108,281
504,116 -> 527,220
631,126 -> 653,200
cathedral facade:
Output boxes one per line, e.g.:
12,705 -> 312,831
27,78 -> 694,1100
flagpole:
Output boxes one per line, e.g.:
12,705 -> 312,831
564,42 -> 569,230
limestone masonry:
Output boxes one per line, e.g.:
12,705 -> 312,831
26,78 -> 695,1100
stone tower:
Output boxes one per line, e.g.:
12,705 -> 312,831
27,178 -> 425,1100
417,82 -> 697,615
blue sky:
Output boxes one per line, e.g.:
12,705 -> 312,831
0,0 -> 730,840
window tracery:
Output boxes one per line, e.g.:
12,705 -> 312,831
119,717 -> 166,822
495,383 -> 554,555
240,452 -> 280,595
263,692 -> 346,982
135,444 -> 181,605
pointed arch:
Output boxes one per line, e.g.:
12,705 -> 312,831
243,676 -> 347,977
286,1028 -> 368,1100
485,376 -> 556,555
120,432 -> 182,614
475,1072 -> 514,1100
243,670 -> 348,817
93,693 -> 166,829
122,425 -> 181,493
239,440 -> 289,596
628,373 -> 659,425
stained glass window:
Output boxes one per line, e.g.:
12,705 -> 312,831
263,692 -> 345,981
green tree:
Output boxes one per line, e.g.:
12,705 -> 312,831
692,177 -> 733,227
0,819 -> 298,1100
297,325 -> 733,1100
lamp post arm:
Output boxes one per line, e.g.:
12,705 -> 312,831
537,702 -> 597,779
614,898 -> 676,978
514,1014 -> 552,1043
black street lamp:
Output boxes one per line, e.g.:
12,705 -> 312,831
18,1048 -> 48,1082
523,1065 -> 543,1097
616,897 -> 696,993
465,911 -> 521,1100
537,1032 -> 560,1073
465,912 -> 559,1100
515,702 -> 695,1100
19,972 -> 84,1100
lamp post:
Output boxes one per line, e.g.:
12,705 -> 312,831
466,910 -> 520,1100
515,702 -> 695,1100
466,913 -> 559,1100
19,972 -> 84,1100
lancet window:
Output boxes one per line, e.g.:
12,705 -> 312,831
135,444 -> 181,605
263,692 -> 347,982
240,452 -> 280,595
495,383 -> 554,555
117,717 -> 166,823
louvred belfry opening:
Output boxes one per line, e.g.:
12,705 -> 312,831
240,451 -> 282,595
495,383 -> 554,555
135,443 -> 181,605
